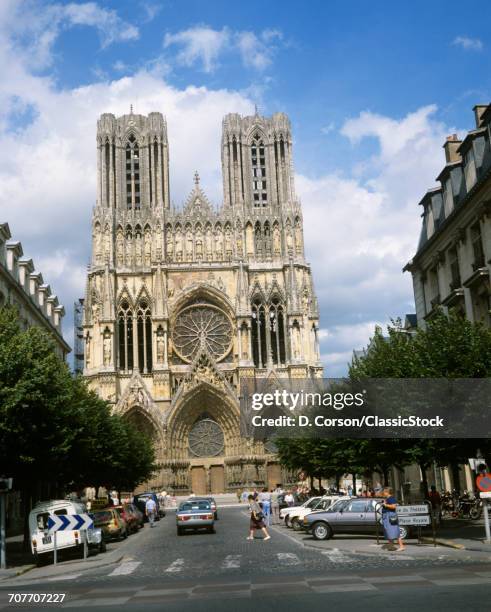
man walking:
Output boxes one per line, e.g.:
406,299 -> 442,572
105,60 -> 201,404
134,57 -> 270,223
145,496 -> 157,528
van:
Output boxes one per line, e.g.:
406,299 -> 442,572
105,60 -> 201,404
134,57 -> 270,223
29,499 -> 105,565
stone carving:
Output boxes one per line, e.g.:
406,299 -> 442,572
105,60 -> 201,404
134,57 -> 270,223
116,228 -> 124,267
188,418 -> 224,457
144,227 -> 152,266
156,327 -> 165,363
135,229 -> 143,266
273,223 -> 281,256
103,330 -> 111,366
93,223 -> 102,264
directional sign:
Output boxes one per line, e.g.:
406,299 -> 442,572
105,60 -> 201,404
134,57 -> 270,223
397,505 -> 429,515
476,474 -> 491,493
47,514 -> 93,533
398,515 -> 431,526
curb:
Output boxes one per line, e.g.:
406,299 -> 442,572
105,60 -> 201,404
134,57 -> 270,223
0,565 -> 36,582
419,537 -> 465,550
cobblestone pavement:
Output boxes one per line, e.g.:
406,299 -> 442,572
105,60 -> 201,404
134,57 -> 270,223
1,507 -> 491,611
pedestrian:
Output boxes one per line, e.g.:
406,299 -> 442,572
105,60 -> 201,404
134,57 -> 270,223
259,488 -> 272,525
270,489 -> 280,524
428,485 -> 442,524
381,487 -> 405,551
247,494 -> 271,541
145,496 -> 157,528
284,490 -> 294,507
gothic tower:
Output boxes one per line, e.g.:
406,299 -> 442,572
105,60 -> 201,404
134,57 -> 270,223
82,108 -> 323,494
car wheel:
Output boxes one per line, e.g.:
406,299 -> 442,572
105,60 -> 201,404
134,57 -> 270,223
398,526 -> 410,540
99,540 -> 107,553
312,522 -> 332,541
122,529 -> 128,540
291,518 -> 302,531
284,515 -> 291,528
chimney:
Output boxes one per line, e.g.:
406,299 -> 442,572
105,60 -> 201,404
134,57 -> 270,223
473,104 -> 488,128
443,134 -> 462,164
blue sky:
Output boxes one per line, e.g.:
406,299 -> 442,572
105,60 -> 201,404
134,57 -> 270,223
1,0 -> 489,374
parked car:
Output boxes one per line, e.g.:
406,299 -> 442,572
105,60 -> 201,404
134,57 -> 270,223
29,500 -> 105,566
128,503 -> 144,529
133,492 -> 163,521
191,496 -> 218,520
113,504 -> 139,534
176,499 -> 215,535
302,497 -> 409,540
287,496 -> 345,531
280,497 -> 322,525
93,508 -> 128,541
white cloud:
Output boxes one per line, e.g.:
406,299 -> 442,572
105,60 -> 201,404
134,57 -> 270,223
0,0 -> 139,70
163,25 -> 282,73
297,105 -> 454,374
321,122 -> 335,135
164,26 -> 230,73
452,36 -> 483,51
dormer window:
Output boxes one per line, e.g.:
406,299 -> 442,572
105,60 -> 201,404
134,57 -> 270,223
464,148 -> 477,191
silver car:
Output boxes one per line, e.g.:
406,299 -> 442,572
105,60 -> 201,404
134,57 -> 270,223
176,500 -> 215,535
303,497 -> 409,540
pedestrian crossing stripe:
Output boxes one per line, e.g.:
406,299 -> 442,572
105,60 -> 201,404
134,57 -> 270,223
108,561 -> 141,576
164,558 -> 185,573
222,555 -> 241,569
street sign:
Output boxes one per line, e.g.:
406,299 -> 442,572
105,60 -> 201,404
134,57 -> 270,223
476,473 -> 491,493
480,492 -> 491,499
396,505 -> 429,515
398,515 -> 431,526
90,498 -> 109,511
47,514 -> 94,533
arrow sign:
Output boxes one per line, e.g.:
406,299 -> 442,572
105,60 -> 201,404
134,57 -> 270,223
47,513 -> 94,533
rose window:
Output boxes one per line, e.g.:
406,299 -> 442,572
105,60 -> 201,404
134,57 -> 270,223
172,304 -> 232,362
188,418 -> 224,457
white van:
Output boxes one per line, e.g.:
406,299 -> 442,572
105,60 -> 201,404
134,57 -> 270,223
29,499 -> 105,565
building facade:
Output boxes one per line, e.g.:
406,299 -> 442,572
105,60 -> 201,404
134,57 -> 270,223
405,104 -> 491,328
0,222 -> 70,359
81,109 -> 323,495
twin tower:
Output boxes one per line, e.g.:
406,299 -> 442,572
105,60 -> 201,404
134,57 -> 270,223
83,108 -> 322,494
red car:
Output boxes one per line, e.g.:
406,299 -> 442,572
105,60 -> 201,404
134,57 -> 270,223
113,504 -> 139,534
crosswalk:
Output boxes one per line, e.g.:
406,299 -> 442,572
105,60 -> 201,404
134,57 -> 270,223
108,561 -> 141,576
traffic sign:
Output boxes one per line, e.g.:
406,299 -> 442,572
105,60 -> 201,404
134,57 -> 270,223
476,473 -> 491,493
398,515 -> 431,526
47,514 -> 93,533
397,505 -> 429,515
480,492 -> 491,499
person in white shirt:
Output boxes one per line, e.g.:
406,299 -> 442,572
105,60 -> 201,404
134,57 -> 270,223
284,491 -> 294,507
145,497 -> 157,527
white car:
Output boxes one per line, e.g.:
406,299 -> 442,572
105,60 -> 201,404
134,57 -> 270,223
280,497 -> 322,526
286,496 -> 345,530
29,499 -> 104,565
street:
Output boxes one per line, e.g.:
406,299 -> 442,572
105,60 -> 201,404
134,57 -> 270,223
1,506 -> 491,611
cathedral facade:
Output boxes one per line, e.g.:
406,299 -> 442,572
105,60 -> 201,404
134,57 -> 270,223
82,108 -> 323,494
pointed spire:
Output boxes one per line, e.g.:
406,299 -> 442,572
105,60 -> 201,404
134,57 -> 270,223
194,170 -> 200,186
130,104 -> 133,114
154,263 -> 166,317
236,260 -> 249,314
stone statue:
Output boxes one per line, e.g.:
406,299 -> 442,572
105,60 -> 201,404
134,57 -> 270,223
205,226 -> 213,260
103,332 -> 111,366
215,226 -> 223,259
157,329 -> 165,363
125,231 -> 132,266
273,224 -> 281,256
236,222 -> 243,257
166,227 -> 173,259
186,228 -> 193,261
144,228 -> 152,266
225,226 -> 232,257
85,334 -> 91,366
195,228 -> 203,260
286,223 -> 294,252
175,227 -> 183,260
93,223 -> 102,264
135,230 -> 143,266
155,223 -> 162,261
92,302 -> 100,323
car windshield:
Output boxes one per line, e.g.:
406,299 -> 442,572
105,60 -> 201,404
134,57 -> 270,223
328,499 -> 349,512
93,511 -> 112,523
179,502 -> 211,511
306,498 -> 320,508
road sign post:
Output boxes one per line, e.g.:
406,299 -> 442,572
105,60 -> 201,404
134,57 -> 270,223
53,531 -> 57,565
47,513 -> 94,565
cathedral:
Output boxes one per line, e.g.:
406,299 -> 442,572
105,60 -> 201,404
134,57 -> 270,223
81,108 -> 323,495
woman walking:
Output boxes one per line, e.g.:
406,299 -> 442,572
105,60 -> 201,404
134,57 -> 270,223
247,494 -> 271,541
381,487 -> 405,551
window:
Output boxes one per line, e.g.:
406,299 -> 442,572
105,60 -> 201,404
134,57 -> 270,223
269,298 -> 286,365
251,299 -> 267,368
125,134 -> 140,209
118,300 -> 133,371
251,296 -> 286,367
346,500 -> 368,513
251,135 -> 267,207
471,223 -> 485,269
448,247 -> 461,289
137,300 -> 152,373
